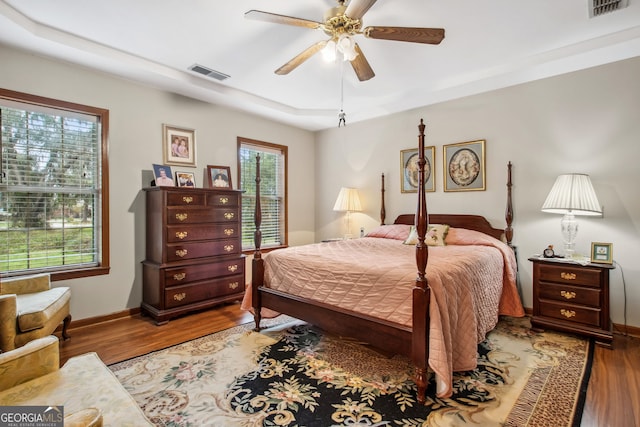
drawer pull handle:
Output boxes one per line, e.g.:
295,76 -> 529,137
229,281 -> 239,290
174,293 -> 186,301
560,272 -> 576,280
182,196 -> 193,204
176,213 -> 188,222
224,212 -> 235,220
219,197 -> 229,204
175,231 -> 188,240
224,245 -> 234,252
176,249 -> 188,258
173,272 -> 186,281
560,290 -> 576,300
224,228 -> 234,236
228,265 -> 238,272
560,309 -> 576,318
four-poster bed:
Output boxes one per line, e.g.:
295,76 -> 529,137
248,119 -> 523,403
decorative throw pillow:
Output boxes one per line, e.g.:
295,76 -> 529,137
403,224 -> 450,246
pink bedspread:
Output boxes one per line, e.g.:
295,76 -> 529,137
242,227 -> 524,398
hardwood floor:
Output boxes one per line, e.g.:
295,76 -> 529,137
57,303 -> 640,427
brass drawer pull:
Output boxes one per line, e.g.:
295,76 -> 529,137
219,197 -> 229,205
175,231 -> 188,240
560,309 -> 576,318
176,249 -> 188,258
224,245 -> 234,252
228,264 -> 238,272
560,272 -> 576,280
176,213 -> 188,222
173,272 -> 186,281
224,228 -> 234,236
224,212 -> 235,220
560,290 -> 576,300
182,196 -> 193,204
229,281 -> 239,290
173,293 -> 186,301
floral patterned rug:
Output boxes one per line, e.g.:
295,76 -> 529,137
110,316 -> 593,426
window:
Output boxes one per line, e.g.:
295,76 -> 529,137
0,89 -> 109,280
237,137 -> 287,251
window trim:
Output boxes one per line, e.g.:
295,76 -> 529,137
237,136 -> 288,252
0,88 -> 110,281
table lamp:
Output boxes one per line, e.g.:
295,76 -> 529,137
333,187 -> 362,239
541,173 -> 602,257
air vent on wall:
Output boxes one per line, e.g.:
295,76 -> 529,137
188,64 -> 230,81
589,0 -> 629,17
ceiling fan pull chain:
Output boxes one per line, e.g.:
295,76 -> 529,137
339,60 -> 346,127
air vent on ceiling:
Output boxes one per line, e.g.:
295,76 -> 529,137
188,64 -> 230,81
589,0 -> 629,17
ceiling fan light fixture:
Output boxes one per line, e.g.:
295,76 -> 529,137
322,39 -> 337,62
337,35 -> 358,61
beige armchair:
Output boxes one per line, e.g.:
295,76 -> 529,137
0,335 -> 152,426
0,273 -> 71,352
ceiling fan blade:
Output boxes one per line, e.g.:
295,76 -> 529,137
345,0 -> 377,20
245,10 -> 322,29
350,44 -> 375,81
364,26 -> 445,44
275,40 -> 328,75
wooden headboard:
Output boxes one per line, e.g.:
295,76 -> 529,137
393,214 -> 505,241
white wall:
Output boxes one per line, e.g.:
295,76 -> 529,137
315,57 -> 640,329
0,45 -> 316,321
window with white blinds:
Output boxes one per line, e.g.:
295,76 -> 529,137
238,137 -> 287,250
0,89 -> 109,279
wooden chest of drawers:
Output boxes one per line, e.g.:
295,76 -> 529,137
529,257 -> 614,347
142,187 -> 245,324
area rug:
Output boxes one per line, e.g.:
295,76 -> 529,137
110,316 -> 593,426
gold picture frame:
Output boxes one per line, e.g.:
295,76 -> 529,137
443,140 -> 486,192
590,242 -> 613,264
400,146 -> 435,193
162,124 -> 196,167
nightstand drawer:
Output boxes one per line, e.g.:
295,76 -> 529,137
538,282 -> 601,307
538,264 -> 602,287
538,301 -> 601,327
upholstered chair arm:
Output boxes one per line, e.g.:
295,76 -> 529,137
0,294 -> 17,352
0,335 -> 60,391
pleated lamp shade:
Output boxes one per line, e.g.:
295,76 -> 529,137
541,174 -> 602,216
333,187 -> 362,212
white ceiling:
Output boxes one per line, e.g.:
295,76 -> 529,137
1,0 -> 639,131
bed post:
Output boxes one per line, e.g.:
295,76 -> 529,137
505,161 -> 514,247
380,173 -> 386,225
412,119 -> 430,404
251,154 -> 264,331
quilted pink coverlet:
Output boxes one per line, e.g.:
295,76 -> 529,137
243,227 -> 524,398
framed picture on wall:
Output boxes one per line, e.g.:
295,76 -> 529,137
206,165 -> 232,189
162,124 -> 196,167
443,139 -> 486,192
400,146 -> 435,193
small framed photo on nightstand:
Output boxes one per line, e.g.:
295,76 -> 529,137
591,242 -> 613,264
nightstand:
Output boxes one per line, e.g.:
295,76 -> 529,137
529,257 -> 614,348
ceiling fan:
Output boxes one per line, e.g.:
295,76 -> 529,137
245,0 -> 445,82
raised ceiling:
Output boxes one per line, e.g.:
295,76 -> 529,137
1,0 -> 639,131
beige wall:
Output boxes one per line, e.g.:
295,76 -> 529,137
2,43 -> 639,329
315,57 -> 640,328
0,45 -> 316,321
